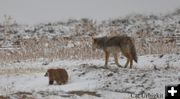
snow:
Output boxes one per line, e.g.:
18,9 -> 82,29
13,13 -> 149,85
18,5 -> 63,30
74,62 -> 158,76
0,7 -> 180,99
0,54 -> 180,99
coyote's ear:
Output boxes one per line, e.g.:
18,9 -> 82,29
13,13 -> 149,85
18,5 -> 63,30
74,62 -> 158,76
92,36 -> 94,39
91,36 -> 95,40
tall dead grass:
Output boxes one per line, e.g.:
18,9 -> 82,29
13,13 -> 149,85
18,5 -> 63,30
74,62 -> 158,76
0,36 -> 179,62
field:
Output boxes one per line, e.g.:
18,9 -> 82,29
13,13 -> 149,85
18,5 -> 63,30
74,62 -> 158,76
0,54 -> 180,99
0,10 -> 180,99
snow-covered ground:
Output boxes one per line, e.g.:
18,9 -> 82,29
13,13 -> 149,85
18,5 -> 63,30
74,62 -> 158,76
0,54 -> 179,99
1,4 -> 180,99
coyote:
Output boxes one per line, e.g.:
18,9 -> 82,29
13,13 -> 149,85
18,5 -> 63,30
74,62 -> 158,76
92,36 -> 137,68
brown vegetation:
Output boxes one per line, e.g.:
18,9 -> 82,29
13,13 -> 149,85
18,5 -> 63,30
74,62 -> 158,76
0,35 -> 179,62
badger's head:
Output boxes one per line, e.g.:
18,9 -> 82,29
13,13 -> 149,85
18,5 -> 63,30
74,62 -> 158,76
44,71 -> 48,77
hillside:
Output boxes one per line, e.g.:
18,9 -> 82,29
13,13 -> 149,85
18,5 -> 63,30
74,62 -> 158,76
0,9 -> 180,99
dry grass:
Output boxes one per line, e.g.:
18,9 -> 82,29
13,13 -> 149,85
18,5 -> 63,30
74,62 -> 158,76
0,36 -> 179,62
0,96 -> 9,99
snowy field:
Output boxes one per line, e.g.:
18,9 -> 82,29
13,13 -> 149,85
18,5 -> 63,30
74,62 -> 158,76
0,7 -> 180,99
0,54 -> 180,99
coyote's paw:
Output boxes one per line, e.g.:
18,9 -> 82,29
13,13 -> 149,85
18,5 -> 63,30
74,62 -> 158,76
117,65 -> 123,68
102,66 -> 108,69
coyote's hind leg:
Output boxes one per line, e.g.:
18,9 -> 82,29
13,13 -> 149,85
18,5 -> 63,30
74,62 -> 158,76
114,53 -> 122,68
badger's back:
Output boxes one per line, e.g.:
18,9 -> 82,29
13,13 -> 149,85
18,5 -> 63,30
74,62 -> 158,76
57,68 -> 68,84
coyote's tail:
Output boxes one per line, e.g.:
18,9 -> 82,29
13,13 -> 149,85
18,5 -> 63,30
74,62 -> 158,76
130,39 -> 138,63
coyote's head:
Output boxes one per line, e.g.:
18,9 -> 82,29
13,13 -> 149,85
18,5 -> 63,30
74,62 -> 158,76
92,37 -> 105,50
92,37 -> 99,50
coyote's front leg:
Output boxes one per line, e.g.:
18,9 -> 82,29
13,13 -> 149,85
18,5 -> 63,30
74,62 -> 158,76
104,50 -> 109,68
113,53 -> 122,68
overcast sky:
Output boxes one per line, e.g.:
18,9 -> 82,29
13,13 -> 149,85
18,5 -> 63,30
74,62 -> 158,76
0,0 -> 180,24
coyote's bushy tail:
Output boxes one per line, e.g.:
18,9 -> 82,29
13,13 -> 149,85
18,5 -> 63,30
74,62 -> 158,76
130,39 -> 138,63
